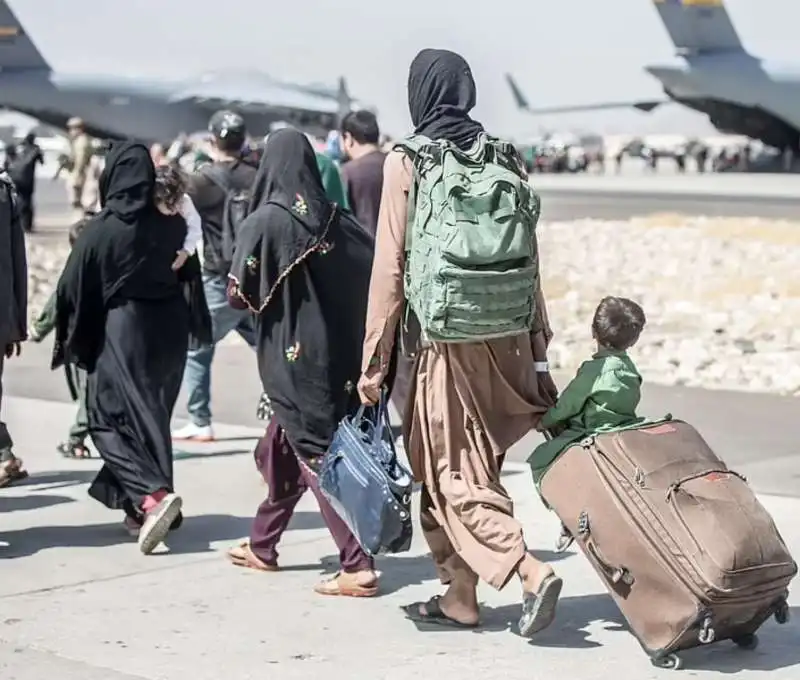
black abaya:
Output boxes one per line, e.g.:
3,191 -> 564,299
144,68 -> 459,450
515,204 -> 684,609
54,142 -> 195,512
88,296 -> 188,509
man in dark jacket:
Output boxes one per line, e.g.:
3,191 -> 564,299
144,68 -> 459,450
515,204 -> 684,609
172,111 -> 258,442
0,171 -> 28,486
11,132 -> 44,232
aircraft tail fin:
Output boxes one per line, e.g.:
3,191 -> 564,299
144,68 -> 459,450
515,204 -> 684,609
505,73 -> 531,111
653,0 -> 744,55
336,76 -> 352,121
0,1 -> 50,70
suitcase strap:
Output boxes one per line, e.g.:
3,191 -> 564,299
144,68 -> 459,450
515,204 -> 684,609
577,511 -> 635,587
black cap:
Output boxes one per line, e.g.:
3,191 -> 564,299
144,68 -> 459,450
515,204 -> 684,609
208,110 -> 246,142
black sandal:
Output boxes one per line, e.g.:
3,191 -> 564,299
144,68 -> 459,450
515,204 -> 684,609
57,441 -> 91,459
402,595 -> 480,629
519,573 -> 563,638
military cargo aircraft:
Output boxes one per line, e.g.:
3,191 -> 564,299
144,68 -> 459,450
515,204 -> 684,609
0,0 -> 366,143
507,0 -> 800,152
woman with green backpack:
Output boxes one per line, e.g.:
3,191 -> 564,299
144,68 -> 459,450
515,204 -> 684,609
358,48 -> 563,637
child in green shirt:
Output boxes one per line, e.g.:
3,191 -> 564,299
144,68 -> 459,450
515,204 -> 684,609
529,296 -> 647,551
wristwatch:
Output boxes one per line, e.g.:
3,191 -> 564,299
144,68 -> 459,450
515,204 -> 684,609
534,361 -> 549,373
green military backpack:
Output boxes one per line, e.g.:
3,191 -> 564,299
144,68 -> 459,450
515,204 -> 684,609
395,133 -> 541,343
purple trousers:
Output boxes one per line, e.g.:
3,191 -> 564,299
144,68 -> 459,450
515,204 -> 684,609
249,418 -> 374,573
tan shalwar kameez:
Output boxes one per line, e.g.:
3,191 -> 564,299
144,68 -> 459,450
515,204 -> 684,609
361,151 -> 555,590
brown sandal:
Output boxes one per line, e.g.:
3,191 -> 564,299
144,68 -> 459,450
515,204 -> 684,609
313,570 -> 379,598
226,541 -> 279,572
0,458 -> 28,488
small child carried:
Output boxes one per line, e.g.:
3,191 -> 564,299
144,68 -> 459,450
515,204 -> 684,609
528,296 -> 647,551
153,163 -> 202,271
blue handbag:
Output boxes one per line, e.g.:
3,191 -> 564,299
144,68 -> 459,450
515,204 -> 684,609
319,391 -> 413,555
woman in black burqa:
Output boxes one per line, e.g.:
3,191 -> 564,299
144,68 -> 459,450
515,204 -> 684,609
225,127 -> 384,596
54,141 -> 208,555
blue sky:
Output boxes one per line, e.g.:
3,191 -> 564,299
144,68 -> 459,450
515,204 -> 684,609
8,0 -> 800,138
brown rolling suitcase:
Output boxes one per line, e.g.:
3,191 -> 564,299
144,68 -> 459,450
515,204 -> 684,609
539,418 -> 796,670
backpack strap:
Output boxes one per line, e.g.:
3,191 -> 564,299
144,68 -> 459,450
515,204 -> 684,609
393,134 -> 437,254
199,161 -> 238,193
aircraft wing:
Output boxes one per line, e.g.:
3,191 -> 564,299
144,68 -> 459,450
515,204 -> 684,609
517,100 -> 666,114
505,73 -> 668,115
168,73 -> 341,115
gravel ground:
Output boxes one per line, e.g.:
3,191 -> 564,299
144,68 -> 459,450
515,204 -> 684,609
25,213 -> 800,396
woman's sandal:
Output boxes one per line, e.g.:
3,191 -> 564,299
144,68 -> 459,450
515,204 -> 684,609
0,458 -> 28,488
57,441 -> 91,459
518,573 -> 564,638
227,541 -> 279,572
402,595 -> 480,629
313,570 -> 379,598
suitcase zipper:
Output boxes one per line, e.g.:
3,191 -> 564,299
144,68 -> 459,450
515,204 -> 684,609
594,450 -> 792,603
665,471 -> 796,599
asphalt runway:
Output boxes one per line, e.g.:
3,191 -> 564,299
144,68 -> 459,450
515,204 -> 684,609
28,176 -> 800,226
7,175 -> 800,498
538,189 -> 800,221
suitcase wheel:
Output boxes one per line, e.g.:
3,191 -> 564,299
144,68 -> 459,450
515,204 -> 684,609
652,653 -> 682,670
775,601 -> 791,625
732,633 -> 759,651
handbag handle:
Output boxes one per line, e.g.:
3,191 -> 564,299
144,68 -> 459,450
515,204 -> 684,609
354,387 -> 390,446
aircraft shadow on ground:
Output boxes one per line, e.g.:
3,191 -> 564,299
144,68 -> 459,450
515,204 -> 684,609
11,468 -> 98,491
489,597 -> 800,672
163,510 -> 327,555
325,548 -> 574,598
0,493 -> 75,513
0,512 -> 311,558
172,447 -> 252,461
350,555 -> 800,672
685,606 -> 800,674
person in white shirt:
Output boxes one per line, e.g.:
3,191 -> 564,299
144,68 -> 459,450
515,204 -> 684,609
153,164 -> 203,270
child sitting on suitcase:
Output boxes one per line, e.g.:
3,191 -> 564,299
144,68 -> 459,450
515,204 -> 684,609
529,296 -> 647,551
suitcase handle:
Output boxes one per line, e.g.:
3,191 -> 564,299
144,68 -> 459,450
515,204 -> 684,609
578,512 -> 634,587
584,538 -> 635,587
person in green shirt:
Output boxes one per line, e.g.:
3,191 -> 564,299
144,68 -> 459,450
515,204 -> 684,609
529,296 -> 647,551
315,151 -> 349,210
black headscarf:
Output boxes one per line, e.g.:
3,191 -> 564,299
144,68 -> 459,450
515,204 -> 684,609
99,142 -> 155,222
229,128 -> 378,460
408,48 -> 485,150
249,128 -> 331,232
52,143 -> 158,370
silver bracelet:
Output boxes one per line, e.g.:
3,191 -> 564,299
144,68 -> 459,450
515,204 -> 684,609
534,361 -> 549,373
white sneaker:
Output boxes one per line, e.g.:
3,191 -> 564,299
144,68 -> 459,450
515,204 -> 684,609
138,493 -> 183,555
171,422 -> 215,442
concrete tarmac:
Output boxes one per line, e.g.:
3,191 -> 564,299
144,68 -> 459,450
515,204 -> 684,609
1,396 -> 799,679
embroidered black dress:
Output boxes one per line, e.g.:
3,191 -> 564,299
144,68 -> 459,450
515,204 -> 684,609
229,128 -> 378,461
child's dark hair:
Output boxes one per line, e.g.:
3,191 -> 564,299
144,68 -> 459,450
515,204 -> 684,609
154,163 -> 186,211
592,296 -> 646,351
